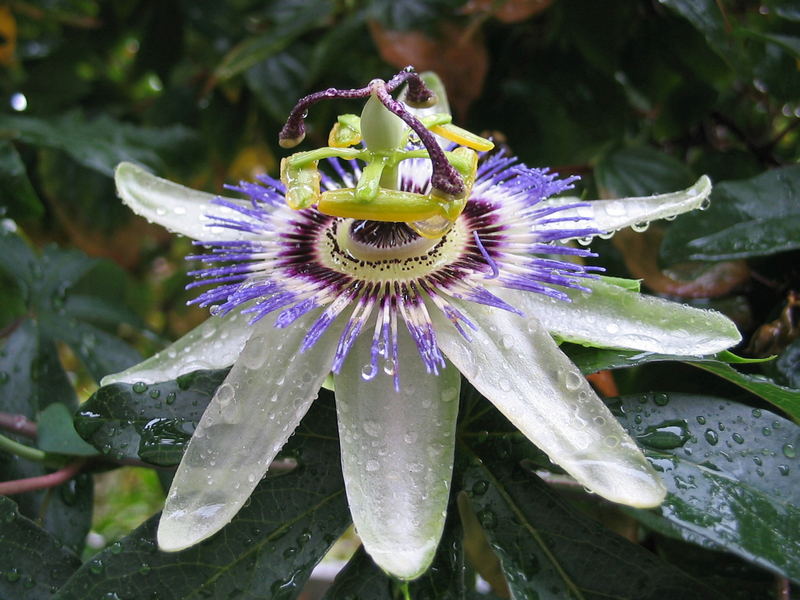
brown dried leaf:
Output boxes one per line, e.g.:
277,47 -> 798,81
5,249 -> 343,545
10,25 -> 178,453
613,227 -> 750,299
368,20 -> 488,119
463,0 -> 554,23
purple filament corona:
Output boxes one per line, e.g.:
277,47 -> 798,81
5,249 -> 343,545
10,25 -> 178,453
187,150 -> 601,390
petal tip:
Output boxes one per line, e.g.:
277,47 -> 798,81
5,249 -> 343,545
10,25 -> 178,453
367,542 -> 438,580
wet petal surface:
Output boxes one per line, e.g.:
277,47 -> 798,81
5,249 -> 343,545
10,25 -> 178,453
432,301 -> 666,508
115,162 -> 259,241
537,176 -> 712,238
335,329 -> 460,580
157,310 -> 341,551
500,278 -> 741,356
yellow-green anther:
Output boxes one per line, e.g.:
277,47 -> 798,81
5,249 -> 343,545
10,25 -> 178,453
280,157 -> 321,210
432,123 -> 494,152
421,113 -> 453,128
329,114 -> 362,148
356,157 -> 389,202
318,188 -> 442,222
361,92 -> 408,153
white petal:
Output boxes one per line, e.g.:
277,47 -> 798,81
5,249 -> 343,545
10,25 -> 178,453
115,162 -> 259,241
537,176 -> 711,238
431,301 -> 666,508
100,307 -> 253,386
334,329 -> 460,580
157,310 -> 340,551
499,279 -> 741,355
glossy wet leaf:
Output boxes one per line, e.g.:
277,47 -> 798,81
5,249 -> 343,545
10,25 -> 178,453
214,0 -> 334,81
661,166 -> 800,262
0,497 -> 82,599
0,112 -> 194,176
0,140 -> 43,220
460,437 -> 723,599
75,369 -> 227,465
0,320 -> 93,554
55,395 -> 351,600
0,232 -> 141,382
614,392 -> 800,580
596,146 -> 695,197
564,344 -> 800,422
324,513 -> 474,600
37,403 -> 99,457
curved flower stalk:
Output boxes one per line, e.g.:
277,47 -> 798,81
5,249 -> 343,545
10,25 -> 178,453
104,70 -> 741,580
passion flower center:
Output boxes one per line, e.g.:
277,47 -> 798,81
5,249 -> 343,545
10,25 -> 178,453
337,219 -> 441,261
320,217 -> 469,281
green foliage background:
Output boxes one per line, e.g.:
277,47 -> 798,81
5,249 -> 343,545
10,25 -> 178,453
1,1 -> 799,598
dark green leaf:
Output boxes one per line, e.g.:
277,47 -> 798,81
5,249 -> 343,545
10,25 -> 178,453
0,112 -> 195,176
565,345 -> 800,422
246,50 -> 311,123
0,141 -> 43,220
661,166 -> 800,262
0,320 -> 77,415
325,513 -> 469,600
42,315 -> 141,381
0,496 -> 82,599
75,369 -> 228,465
36,403 -> 99,457
0,321 -> 92,554
323,547 -> 394,599
214,0 -> 334,81
460,438 -> 722,599
769,337 -> 800,389
596,146 -> 695,197
0,229 -> 38,296
614,392 -> 800,581
55,395 -> 351,600
659,0 -> 741,66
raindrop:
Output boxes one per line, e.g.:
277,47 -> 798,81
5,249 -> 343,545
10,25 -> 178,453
605,323 -> 620,334
731,433 -> 745,444
699,198 -> 711,210
631,221 -> 650,232
89,560 -> 104,575
696,415 -> 706,425
5,569 -> 20,583
752,409 -> 762,418
704,429 -> 719,445
139,563 -> 151,575
636,420 -> 690,450
564,370 -> 583,391
241,335 -> 269,369
653,393 -> 669,406
471,480 -> 489,496
577,236 -> 593,246
477,508 -> 497,529
166,392 -> 176,405
500,335 -> 514,350
778,464 -> 790,476
361,363 -> 378,380
132,381 -> 148,393
216,383 -> 235,408
782,443 -> 796,459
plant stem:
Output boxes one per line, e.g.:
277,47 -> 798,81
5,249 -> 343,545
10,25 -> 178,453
0,412 -> 38,438
0,432 -> 47,462
0,460 -> 85,495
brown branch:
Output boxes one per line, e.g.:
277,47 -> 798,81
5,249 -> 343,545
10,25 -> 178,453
0,460 -> 85,495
